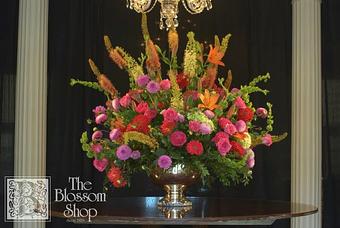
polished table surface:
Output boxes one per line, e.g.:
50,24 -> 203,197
51,197 -> 318,225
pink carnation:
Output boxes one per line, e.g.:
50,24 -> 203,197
218,117 -> 232,129
177,113 -> 185,123
262,134 -> 273,146
189,121 -> 201,133
160,79 -> 171,90
162,108 -> 178,122
131,150 -> 141,160
216,137 -> 232,156
136,75 -> 150,87
119,94 -> 131,108
93,158 -> 108,172
95,113 -> 107,124
169,131 -> 187,147
92,106 -> 106,116
135,102 -> 149,113
199,123 -> 212,135
158,155 -> 172,169
144,109 -> 157,120
224,123 -> 237,135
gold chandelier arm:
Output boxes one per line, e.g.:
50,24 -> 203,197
181,0 -> 212,15
127,0 -> 158,13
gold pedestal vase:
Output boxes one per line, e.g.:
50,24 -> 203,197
151,164 -> 198,207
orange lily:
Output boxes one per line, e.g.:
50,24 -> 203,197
207,45 -> 225,66
198,89 -> 221,110
233,132 -> 247,140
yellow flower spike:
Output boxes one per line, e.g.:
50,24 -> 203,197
198,89 -> 221,110
123,131 -> 159,150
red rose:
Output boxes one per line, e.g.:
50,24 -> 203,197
126,114 -> 151,134
160,121 -> 176,136
230,141 -> 245,157
237,107 -> 254,122
144,109 -> 157,120
186,140 -> 204,156
176,72 -> 189,89
135,101 -> 149,113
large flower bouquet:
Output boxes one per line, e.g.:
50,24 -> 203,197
71,15 -> 286,189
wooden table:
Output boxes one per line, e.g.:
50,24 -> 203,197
51,197 -> 317,226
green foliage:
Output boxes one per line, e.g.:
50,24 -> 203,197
70,78 -> 110,99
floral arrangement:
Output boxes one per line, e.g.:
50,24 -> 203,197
71,15 -> 286,189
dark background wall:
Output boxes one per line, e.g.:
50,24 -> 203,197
46,1 -> 291,228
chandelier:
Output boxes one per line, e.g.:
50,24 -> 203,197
126,0 -> 213,30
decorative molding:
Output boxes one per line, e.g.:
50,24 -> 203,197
14,0 -> 48,227
291,0 -> 322,227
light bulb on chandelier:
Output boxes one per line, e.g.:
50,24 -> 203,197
126,0 -> 212,30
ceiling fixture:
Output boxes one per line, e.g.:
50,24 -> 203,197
126,0 -> 212,30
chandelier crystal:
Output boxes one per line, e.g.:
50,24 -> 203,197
126,0 -> 212,30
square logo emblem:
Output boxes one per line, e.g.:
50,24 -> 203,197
4,176 -> 51,222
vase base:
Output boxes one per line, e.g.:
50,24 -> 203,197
157,196 -> 192,207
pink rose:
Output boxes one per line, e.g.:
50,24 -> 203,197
256,107 -> 268,118
224,123 -> 237,135
235,120 -> 247,132
262,134 -> 273,146
189,121 -> 201,133
216,138 -> 232,156
109,129 -> 121,141
119,94 -> 131,108
169,131 -> 187,147
93,158 -> 108,172
112,98 -> 120,111
235,96 -> 246,109
135,102 -> 149,114
92,131 -> 103,141
162,108 -> 178,122
91,143 -> 103,153
212,131 -> 229,144
160,79 -> 171,90
95,113 -> 107,124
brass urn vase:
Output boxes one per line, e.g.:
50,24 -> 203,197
151,164 -> 198,207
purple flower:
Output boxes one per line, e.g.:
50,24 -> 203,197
136,75 -> 150,87
116,145 -> 132,161
199,123 -> 212,135
92,131 -> 103,141
91,143 -> 103,153
177,113 -> 185,123
92,106 -> 106,116
109,129 -> 121,141
262,134 -> 272,146
160,79 -> 171,90
95,113 -> 107,124
217,138 -> 232,156
146,81 -> 160,94
224,123 -> 237,135
157,155 -> 172,169
256,107 -> 268,118
204,110 -> 215,119
131,150 -> 141,160
112,98 -> 120,111
235,120 -> 246,133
